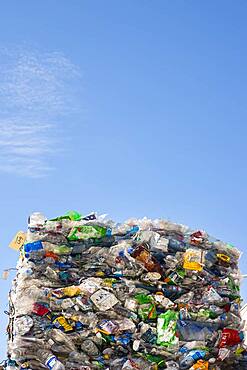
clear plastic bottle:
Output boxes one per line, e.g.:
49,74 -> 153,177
166,361 -> 179,370
48,329 -> 76,351
5,359 -> 18,370
10,347 -> 36,361
43,242 -> 72,255
28,212 -> 47,228
180,350 -> 206,369
37,349 -> 65,370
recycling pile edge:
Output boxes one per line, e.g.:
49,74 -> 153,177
5,211 -> 247,370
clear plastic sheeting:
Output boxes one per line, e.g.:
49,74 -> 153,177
4,211 -> 247,369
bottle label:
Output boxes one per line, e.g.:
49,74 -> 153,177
68,225 -> 107,241
90,289 -> 119,311
46,355 -> 57,370
52,316 -> 73,332
183,248 -> 204,271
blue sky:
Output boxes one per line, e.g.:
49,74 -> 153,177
0,0 -> 247,359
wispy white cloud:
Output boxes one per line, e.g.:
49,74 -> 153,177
0,47 -> 81,177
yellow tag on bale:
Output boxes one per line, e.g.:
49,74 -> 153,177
9,231 -> 26,251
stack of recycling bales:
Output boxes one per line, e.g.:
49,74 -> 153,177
6,211 -> 247,370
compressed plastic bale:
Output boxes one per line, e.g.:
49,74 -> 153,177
4,210 -> 247,370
